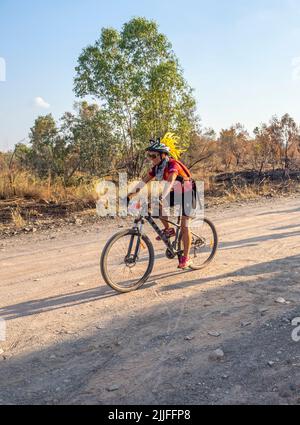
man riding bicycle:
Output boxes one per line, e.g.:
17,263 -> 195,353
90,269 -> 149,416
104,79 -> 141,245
128,133 -> 195,270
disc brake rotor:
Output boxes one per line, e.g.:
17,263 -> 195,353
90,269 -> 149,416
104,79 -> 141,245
124,255 -> 137,268
193,237 -> 205,248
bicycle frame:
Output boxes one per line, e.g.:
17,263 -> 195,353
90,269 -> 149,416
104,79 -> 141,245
131,214 -> 183,260
126,202 -> 208,266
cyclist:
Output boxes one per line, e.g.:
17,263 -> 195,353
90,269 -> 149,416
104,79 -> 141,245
128,134 -> 195,270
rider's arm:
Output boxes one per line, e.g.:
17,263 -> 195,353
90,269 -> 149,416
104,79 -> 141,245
128,174 -> 154,199
161,172 -> 178,201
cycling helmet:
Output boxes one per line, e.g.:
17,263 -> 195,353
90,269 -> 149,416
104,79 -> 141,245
145,139 -> 170,155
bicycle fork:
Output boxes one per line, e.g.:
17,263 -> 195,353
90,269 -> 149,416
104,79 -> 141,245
125,218 -> 148,264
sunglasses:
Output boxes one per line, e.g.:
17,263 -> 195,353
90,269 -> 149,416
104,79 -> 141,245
147,153 -> 160,160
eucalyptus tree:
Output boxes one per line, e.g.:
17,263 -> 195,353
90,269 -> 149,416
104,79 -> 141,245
74,17 -> 198,177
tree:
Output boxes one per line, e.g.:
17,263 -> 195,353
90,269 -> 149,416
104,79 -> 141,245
274,114 -> 300,173
60,101 -> 120,180
218,124 -> 248,170
14,143 -> 32,170
184,128 -> 216,172
28,103 -> 119,185
29,114 -> 58,179
250,114 -> 300,176
74,17 -> 198,177
252,124 -> 279,174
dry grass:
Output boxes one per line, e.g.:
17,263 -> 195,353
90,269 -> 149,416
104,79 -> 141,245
11,207 -> 26,228
0,170 -> 98,203
1,169 -> 299,215
209,179 -> 300,204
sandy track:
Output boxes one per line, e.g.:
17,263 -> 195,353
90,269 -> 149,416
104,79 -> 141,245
0,196 -> 300,405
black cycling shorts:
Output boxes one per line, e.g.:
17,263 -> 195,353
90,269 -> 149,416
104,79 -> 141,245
167,190 -> 195,218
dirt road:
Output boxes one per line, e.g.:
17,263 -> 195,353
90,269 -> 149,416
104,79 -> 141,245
0,195 -> 300,405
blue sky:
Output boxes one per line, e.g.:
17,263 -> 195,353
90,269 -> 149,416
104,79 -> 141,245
1,0 -> 300,150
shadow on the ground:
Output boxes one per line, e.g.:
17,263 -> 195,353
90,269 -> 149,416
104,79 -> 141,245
0,269 -> 191,321
0,287 -> 117,321
272,224 -> 300,231
0,254 -> 300,405
161,254 -> 300,293
2,212 -> 300,322
257,207 -> 300,216
218,229 -> 300,251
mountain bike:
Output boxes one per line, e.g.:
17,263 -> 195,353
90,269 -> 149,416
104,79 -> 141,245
100,204 -> 218,293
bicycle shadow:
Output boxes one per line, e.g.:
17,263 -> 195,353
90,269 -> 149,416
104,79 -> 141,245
146,268 -> 193,284
0,286 -> 118,321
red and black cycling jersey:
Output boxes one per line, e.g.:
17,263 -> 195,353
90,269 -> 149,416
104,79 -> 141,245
148,158 -> 193,194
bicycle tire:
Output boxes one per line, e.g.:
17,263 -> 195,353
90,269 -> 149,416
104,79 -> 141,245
100,229 -> 155,293
179,218 -> 218,270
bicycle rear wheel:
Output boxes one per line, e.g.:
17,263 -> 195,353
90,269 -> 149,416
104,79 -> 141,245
179,218 -> 218,270
100,229 -> 155,293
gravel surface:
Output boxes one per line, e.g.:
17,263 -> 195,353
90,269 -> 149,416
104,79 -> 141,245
0,194 -> 300,405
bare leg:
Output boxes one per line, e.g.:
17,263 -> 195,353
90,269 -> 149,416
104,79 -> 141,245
181,216 -> 192,258
158,200 -> 170,230
160,217 -> 170,230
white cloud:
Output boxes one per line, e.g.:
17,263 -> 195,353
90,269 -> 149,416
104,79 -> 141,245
34,96 -> 50,109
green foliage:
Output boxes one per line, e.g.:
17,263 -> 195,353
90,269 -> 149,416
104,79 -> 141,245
27,103 -> 119,185
74,17 -> 198,177
29,114 -> 58,177
60,101 -> 120,178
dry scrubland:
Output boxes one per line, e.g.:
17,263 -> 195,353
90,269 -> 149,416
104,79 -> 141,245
1,111 -> 300,236
1,166 -> 300,238
1,17 -> 300,237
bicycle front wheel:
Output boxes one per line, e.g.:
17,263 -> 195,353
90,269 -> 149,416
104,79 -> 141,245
100,230 -> 155,293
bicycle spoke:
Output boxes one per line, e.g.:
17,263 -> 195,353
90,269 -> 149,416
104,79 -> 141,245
103,233 -> 152,289
179,218 -> 218,269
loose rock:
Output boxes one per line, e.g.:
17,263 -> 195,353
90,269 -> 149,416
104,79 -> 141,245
208,331 -> 221,337
184,336 -> 194,341
107,385 -> 119,392
209,349 -> 225,361
276,297 -> 287,304
259,308 -> 269,314
241,321 -> 252,328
